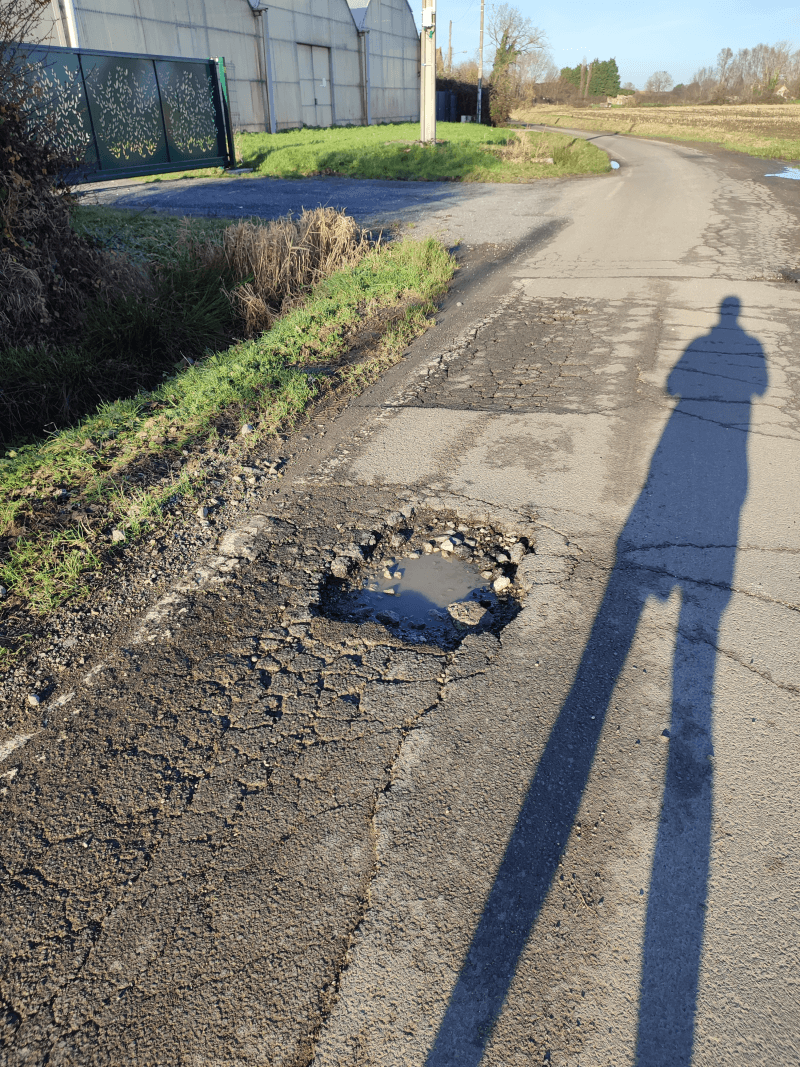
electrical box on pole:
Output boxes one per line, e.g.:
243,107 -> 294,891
420,0 -> 436,143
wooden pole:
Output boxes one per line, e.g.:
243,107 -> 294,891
476,0 -> 484,124
420,0 -> 436,142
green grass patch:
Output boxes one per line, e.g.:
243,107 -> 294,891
70,205 -> 231,265
236,122 -> 610,181
0,236 -> 454,615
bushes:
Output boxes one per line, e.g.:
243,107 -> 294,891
0,101 -> 134,350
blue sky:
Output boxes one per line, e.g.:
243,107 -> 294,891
424,0 -> 799,88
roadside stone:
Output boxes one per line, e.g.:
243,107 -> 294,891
110,529 -> 126,543
27,693 -> 41,707
240,423 -> 255,436
386,511 -> 404,527
493,575 -> 512,593
0,585 -> 7,598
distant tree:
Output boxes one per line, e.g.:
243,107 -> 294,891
587,58 -> 619,95
716,47 -> 734,90
560,64 -> 581,88
623,81 -> 636,90
645,70 -> 674,92
560,57 -> 620,97
453,56 -> 480,84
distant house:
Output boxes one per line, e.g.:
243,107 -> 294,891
34,0 -> 420,131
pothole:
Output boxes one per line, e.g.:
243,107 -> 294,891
321,513 -> 526,647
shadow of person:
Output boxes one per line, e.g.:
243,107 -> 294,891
426,297 -> 767,1067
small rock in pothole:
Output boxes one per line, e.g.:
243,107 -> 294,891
331,557 -> 352,578
447,601 -> 488,627
493,575 -> 512,593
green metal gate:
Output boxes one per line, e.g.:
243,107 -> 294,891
18,44 -> 235,181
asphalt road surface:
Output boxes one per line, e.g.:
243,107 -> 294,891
3,134 -> 799,1066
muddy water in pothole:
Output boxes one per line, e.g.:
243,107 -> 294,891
340,553 -> 493,641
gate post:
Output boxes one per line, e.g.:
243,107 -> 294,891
213,56 -> 236,168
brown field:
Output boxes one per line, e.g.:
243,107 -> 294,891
511,103 -> 800,162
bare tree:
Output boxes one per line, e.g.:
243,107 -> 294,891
486,4 -> 548,61
0,0 -> 57,108
645,70 -> 674,92
691,40 -> 799,101
715,47 -> 733,90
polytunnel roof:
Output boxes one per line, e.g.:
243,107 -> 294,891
346,0 -> 369,30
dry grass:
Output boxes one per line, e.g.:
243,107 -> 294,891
489,130 -> 557,164
209,208 -> 370,337
512,103 -> 800,161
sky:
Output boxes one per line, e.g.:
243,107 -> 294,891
421,0 -> 800,88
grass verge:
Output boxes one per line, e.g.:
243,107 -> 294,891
237,122 -> 610,181
3,207 -> 372,443
512,103 -> 800,162
0,236 -> 454,619
70,205 -> 231,263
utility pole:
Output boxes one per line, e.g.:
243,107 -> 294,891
420,0 -> 436,142
447,20 -> 452,73
476,0 -> 485,124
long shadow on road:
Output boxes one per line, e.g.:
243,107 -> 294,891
426,296 -> 767,1067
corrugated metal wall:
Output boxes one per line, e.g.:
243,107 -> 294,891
362,0 -> 419,123
266,0 -> 364,129
27,0 -> 420,132
31,2 -> 73,47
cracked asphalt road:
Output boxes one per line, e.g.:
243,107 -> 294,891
3,133 -> 800,1066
